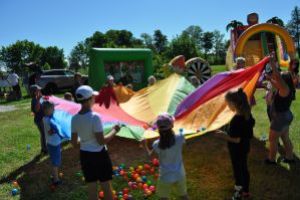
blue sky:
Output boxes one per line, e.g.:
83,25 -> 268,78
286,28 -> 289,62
0,0 -> 298,57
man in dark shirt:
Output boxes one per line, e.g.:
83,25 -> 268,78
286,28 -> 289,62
30,85 -> 47,154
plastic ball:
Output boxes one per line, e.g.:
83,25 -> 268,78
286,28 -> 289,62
132,173 -> 139,180
143,183 -> 148,190
113,190 -> 116,195
118,194 -> 123,199
144,164 -> 151,170
113,166 -> 119,171
11,188 -> 18,196
123,194 -> 129,199
149,185 -> 156,192
154,173 -> 159,180
140,170 -> 146,176
179,128 -> 184,133
149,167 -> 155,174
138,182 -> 143,189
59,172 -> 64,178
142,176 -> 147,182
123,188 -> 129,194
138,165 -> 143,170
132,184 -> 138,190
120,170 -> 125,176
120,163 -> 125,168
147,180 -> 152,185
145,189 -> 152,196
99,191 -> 104,198
128,181 -> 133,187
152,158 -> 159,166
129,167 -> 134,171
81,177 -> 85,182
12,181 -> 19,187
136,177 -> 142,183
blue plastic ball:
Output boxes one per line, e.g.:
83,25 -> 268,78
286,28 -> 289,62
11,188 -> 18,196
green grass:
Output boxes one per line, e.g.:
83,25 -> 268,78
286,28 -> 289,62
0,66 -> 300,199
211,65 -> 228,75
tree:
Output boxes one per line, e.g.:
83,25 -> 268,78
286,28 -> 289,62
85,31 -> 107,48
141,33 -> 154,49
153,30 -> 168,54
212,30 -> 226,64
0,40 -> 44,73
226,20 -> 244,32
287,6 -> 300,56
41,46 -> 65,69
43,62 -> 51,70
166,32 -> 198,60
201,32 -> 214,58
69,42 -> 89,71
182,25 -> 203,50
266,17 -> 284,27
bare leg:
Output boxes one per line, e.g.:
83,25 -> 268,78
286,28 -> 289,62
100,181 -> 113,200
87,182 -> 98,200
268,129 -> 279,161
280,128 -> 294,160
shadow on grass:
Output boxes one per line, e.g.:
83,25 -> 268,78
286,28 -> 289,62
1,136 -> 299,200
0,138 -> 150,200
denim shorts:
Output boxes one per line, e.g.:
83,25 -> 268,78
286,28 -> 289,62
47,144 -> 61,167
270,110 -> 293,132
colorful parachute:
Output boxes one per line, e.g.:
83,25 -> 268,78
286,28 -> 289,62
50,57 -> 269,141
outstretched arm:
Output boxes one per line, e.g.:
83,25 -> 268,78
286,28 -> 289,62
214,130 -> 241,143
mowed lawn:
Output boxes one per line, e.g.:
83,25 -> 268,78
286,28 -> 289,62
0,69 -> 299,199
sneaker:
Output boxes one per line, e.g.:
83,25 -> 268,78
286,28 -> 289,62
232,185 -> 242,200
232,190 -> 242,200
264,158 -> 277,165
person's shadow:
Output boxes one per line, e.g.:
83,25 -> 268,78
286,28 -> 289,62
0,136 -> 299,200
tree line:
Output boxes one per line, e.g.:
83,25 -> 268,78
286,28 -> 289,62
0,6 -> 299,75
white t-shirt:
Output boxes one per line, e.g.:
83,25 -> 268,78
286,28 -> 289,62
152,132 -> 186,183
7,73 -> 19,86
71,111 -> 104,152
43,116 -> 62,146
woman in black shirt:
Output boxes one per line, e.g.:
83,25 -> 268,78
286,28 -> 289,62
265,53 -> 296,164
215,88 -> 255,199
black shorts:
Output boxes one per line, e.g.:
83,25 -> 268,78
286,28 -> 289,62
80,148 -> 113,183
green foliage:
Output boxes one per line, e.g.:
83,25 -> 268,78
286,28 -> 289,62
266,16 -> 285,27
0,40 -> 44,73
226,20 -> 244,32
153,30 -> 168,54
201,32 -> 214,58
0,40 -> 65,73
166,32 -> 199,60
287,6 -> 300,56
182,25 -> 203,51
42,62 -> 51,70
41,46 -> 66,69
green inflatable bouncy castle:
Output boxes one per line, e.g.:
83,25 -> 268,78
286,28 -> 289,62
89,48 -> 153,90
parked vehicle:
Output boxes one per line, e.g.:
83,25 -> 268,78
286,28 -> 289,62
36,69 -> 88,94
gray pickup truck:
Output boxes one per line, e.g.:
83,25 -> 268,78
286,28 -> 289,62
36,69 -> 88,94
